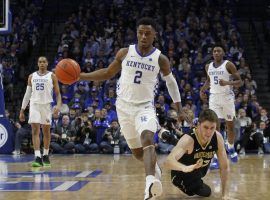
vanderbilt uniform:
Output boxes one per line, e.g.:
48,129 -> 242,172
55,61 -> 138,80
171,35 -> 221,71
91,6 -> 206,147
29,71 -> 53,125
208,60 -> 235,121
116,44 -> 161,148
171,129 -> 218,195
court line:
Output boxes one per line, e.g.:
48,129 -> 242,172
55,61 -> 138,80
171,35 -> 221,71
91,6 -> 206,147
75,171 -> 93,178
53,181 -> 78,191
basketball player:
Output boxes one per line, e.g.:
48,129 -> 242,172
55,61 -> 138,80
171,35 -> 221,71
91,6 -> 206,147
79,17 -> 192,199
163,109 -> 229,199
200,45 -> 242,163
19,56 -> 62,167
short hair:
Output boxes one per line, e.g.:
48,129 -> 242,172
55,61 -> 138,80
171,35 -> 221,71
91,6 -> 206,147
136,17 -> 157,31
38,56 -> 48,62
198,109 -> 219,125
212,43 -> 225,52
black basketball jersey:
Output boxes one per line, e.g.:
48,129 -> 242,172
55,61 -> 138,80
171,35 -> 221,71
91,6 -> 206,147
172,128 -> 218,177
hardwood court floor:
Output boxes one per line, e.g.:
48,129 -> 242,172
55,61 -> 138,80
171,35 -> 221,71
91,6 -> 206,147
0,154 -> 269,200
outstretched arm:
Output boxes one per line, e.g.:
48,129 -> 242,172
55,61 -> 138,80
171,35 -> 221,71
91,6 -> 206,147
159,54 -> 192,124
164,134 -> 202,172
216,132 -> 229,198
79,48 -> 128,81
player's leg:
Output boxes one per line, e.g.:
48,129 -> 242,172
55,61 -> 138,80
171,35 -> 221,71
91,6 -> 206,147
223,97 -> 238,163
136,107 -> 162,199
29,103 -> 43,167
171,171 -> 211,197
40,104 -> 52,166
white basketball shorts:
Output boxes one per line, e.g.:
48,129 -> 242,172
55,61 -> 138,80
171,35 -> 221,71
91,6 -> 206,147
29,102 -> 52,125
209,93 -> 235,121
116,98 -> 160,149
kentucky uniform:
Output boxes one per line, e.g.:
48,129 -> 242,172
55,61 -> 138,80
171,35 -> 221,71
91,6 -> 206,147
29,71 -> 53,125
171,129 -> 218,195
116,44 -> 161,148
208,60 -> 235,121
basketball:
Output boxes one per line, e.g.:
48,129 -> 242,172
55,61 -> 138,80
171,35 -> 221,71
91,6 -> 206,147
55,58 -> 81,85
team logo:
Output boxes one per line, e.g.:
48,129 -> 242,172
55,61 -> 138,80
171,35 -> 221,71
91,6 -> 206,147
0,124 -> 8,148
209,146 -> 212,149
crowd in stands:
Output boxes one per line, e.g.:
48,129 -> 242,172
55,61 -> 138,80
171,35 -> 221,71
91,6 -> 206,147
1,0 -> 270,155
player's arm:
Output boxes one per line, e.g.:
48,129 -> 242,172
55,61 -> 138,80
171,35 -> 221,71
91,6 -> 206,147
220,61 -> 243,87
52,73 -> 62,111
216,132 -> 229,198
79,48 -> 128,81
159,54 -> 192,124
199,64 -> 210,100
20,74 -> 32,113
164,135 -> 201,173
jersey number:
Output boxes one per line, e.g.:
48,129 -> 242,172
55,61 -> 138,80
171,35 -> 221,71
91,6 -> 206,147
134,70 -> 142,84
214,76 -> 218,85
36,83 -> 44,90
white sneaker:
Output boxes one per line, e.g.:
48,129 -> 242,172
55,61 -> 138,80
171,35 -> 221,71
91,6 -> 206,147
155,163 -> 162,180
144,176 -> 163,200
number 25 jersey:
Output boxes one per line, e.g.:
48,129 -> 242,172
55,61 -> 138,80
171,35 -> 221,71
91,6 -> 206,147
30,71 -> 53,104
117,44 -> 161,104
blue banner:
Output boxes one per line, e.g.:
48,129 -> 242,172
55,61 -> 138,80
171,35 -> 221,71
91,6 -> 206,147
0,72 -> 14,154
0,73 -> 5,117
0,118 -> 14,154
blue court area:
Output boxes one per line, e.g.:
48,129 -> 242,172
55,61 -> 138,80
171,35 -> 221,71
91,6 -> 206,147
0,155 -> 102,192
0,181 -> 89,191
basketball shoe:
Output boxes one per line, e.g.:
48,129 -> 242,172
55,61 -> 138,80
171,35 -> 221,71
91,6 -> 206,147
32,157 -> 43,167
226,143 -> 238,163
144,175 -> 163,200
209,157 -> 219,170
43,155 -> 51,167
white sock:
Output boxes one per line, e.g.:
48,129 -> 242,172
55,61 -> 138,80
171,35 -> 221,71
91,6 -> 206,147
35,150 -> 41,158
44,149 -> 49,155
228,143 -> 234,149
146,175 -> 155,183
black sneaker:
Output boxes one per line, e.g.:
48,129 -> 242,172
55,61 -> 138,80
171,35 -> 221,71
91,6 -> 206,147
43,155 -> 51,167
32,156 -> 43,167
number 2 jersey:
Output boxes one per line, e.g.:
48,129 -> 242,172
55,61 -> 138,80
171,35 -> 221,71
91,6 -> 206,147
30,71 -> 53,104
208,60 -> 233,94
117,44 -> 161,104
172,129 -> 218,178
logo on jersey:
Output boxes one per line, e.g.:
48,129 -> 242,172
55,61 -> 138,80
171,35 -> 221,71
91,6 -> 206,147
0,124 -> 8,148
141,116 -> 147,122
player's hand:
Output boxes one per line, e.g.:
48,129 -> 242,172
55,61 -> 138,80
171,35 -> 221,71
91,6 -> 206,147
219,79 -> 229,86
53,106 -> 60,116
182,160 -> 202,173
200,90 -> 207,100
19,112 -> 25,122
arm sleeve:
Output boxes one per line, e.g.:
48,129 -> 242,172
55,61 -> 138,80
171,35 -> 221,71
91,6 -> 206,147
163,72 -> 181,103
21,86 -> 32,110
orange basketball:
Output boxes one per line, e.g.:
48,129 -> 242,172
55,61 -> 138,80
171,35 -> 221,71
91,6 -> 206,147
55,58 -> 81,85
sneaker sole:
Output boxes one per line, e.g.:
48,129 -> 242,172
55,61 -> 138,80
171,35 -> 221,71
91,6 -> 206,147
32,163 -> 43,167
43,163 -> 51,167
149,180 -> 163,198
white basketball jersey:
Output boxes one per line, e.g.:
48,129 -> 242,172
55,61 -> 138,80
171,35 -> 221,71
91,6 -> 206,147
30,71 -> 53,104
208,60 -> 233,94
117,44 -> 161,103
